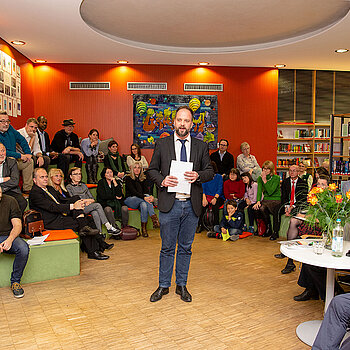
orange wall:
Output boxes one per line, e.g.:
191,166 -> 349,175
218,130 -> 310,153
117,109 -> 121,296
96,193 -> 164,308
0,38 -> 35,125
33,64 -> 278,165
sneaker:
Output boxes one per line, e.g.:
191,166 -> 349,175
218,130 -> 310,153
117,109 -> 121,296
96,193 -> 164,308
11,282 -> 24,298
248,226 -> 255,233
107,227 -> 121,236
229,234 -> 239,241
207,231 -> 216,238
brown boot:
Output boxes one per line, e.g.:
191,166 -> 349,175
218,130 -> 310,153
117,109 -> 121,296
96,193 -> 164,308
141,222 -> 149,237
151,214 -> 160,228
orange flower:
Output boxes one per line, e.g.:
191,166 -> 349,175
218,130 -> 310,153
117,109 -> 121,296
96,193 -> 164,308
346,190 -> 350,200
308,195 -> 318,205
329,183 -> 338,191
335,194 -> 343,204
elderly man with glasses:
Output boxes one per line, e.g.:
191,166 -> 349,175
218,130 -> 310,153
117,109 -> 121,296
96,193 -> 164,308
210,138 -> 234,177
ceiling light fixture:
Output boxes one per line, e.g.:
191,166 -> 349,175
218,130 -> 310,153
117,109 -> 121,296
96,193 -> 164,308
335,48 -> 349,53
117,60 -> 128,64
274,64 -> 286,68
35,59 -> 47,63
198,62 -> 209,66
11,40 -> 26,46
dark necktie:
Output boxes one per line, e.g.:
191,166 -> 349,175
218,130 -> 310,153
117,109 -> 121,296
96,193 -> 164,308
179,139 -> 187,162
290,180 -> 295,206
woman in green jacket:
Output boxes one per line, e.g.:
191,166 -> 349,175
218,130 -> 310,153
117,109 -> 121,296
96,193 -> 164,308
253,160 -> 281,240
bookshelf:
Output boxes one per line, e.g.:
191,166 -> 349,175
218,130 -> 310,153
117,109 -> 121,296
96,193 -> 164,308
329,114 -> 350,181
277,122 -> 330,180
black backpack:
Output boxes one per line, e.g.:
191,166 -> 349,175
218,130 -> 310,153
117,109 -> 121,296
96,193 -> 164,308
21,210 -> 45,239
202,205 -> 215,231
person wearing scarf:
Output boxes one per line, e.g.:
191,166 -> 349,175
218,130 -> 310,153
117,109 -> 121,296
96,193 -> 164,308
104,140 -> 128,180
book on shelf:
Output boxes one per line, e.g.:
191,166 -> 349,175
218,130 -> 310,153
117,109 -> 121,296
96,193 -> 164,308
315,128 -> 330,138
332,160 -> 350,175
314,158 -> 319,167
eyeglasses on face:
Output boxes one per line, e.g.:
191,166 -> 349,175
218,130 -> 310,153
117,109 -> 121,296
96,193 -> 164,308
72,173 -> 81,176
219,143 -> 227,147
0,119 -> 10,124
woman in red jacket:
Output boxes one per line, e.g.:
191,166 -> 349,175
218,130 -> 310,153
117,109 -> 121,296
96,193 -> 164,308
223,168 -> 245,203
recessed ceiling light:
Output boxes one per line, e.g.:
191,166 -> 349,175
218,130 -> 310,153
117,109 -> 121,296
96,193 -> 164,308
117,60 -> 128,64
274,64 -> 286,68
35,59 -> 47,63
335,48 -> 349,53
11,40 -> 26,46
198,62 -> 209,66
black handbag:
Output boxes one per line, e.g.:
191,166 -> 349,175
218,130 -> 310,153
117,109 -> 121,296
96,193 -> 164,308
202,205 -> 215,231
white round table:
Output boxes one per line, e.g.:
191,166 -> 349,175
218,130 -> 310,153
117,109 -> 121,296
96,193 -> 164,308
280,240 -> 350,346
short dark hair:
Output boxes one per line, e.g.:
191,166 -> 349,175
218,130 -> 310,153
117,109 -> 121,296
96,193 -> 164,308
226,199 -> 237,208
219,139 -> 229,146
37,116 -> 47,122
229,168 -> 240,180
0,111 -> 8,116
176,106 -> 194,120
108,140 -> 118,148
318,175 -> 330,184
241,171 -> 253,188
88,128 -> 99,138
100,167 -> 113,179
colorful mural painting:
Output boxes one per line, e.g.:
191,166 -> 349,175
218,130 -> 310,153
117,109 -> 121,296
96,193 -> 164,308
133,94 -> 218,149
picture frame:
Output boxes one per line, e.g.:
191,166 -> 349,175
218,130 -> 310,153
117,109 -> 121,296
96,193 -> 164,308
16,99 -> 21,116
4,85 -> 10,96
0,83 -> 4,94
11,58 -> 16,77
0,94 -> 3,112
7,97 -> 13,116
2,52 -> 12,74
0,70 -> 4,83
3,96 -> 8,113
16,65 -> 20,78
16,80 -> 21,99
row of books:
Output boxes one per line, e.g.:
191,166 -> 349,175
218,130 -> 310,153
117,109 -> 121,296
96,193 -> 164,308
314,128 -> 330,138
277,158 -> 312,167
314,143 -> 330,152
277,171 -> 288,181
332,160 -> 350,175
278,143 -> 311,152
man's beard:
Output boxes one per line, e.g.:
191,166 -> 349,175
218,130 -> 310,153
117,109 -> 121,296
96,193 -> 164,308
175,127 -> 189,138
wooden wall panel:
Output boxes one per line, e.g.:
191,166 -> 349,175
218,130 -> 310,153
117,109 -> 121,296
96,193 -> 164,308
33,64 -> 278,166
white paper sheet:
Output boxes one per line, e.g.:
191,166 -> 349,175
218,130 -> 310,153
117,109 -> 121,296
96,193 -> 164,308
27,234 -> 50,246
167,160 -> 193,194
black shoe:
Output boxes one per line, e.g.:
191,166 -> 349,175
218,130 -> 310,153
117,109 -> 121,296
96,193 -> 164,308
281,263 -> 296,274
11,282 -> 24,298
103,243 -> 114,250
274,253 -> 286,259
175,285 -> 192,302
87,251 -> 109,260
150,287 -> 169,302
107,227 -> 122,236
79,225 -> 99,236
196,225 -> 203,233
207,231 -> 216,238
293,289 -> 318,301
269,234 -> 278,241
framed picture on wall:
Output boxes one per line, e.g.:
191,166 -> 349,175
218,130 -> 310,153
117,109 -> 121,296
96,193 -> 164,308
16,99 -> 21,116
16,80 -> 21,98
0,83 -> 4,94
0,70 -> 4,83
4,85 -> 10,96
0,94 -> 3,112
0,51 -> 2,70
7,97 -> 12,117
11,58 -> 16,77
2,52 -> 11,74
11,77 -> 16,88
12,99 -> 17,118
11,87 -> 16,98
3,96 -> 8,113
16,65 -> 20,78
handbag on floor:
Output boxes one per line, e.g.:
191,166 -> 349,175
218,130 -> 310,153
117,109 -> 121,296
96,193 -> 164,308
202,205 -> 215,231
120,225 -> 139,240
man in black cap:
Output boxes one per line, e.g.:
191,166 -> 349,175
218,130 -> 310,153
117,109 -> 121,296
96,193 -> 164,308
50,119 -> 83,177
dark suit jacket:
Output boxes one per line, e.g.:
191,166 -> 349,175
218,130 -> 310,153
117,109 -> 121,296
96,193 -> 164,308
37,130 -> 51,154
148,134 -> 214,216
280,176 -> 308,213
210,150 -> 234,175
0,157 -> 21,194
29,184 -> 78,227
51,130 -> 80,153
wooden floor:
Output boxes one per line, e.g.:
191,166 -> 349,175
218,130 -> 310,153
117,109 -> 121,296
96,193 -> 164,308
0,231 -> 324,350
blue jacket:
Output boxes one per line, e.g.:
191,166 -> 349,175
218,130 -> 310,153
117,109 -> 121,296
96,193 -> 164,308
219,211 -> 244,230
0,125 -> 31,159
202,173 -> 224,199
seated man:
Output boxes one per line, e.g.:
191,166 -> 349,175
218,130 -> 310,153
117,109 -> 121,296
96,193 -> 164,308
50,119 -> 83,178
29,168 -> 112,260
18,117 -> 50,170
0,187 -> 29,298
0,142 -> 27,214
210,139 -> 234,177
0,112 -> 34,194
312,293 -> 350,349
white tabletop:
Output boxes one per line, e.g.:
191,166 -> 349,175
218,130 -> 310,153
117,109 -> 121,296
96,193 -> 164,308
280,240 -> 350,270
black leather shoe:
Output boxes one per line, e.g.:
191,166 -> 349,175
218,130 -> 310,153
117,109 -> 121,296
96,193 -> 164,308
175,285 -> 192,302
269,234 -> 278,241
281,264 -> 296,274
103,243 -> 114,250
88,251 -> 109,260
79,225 -> 99,236
293,289 -> 318,301
108,227 -> 122,236
274,253 -> 286,259
196,225 -> 203,233
150,287 -> 169,302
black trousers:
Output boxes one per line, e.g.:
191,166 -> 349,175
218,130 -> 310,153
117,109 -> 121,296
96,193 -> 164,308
51,154 -> 82,178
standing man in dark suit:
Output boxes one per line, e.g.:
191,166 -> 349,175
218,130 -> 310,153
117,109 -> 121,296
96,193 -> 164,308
148,106 -> 214,303
272,163 -> 308,241
210,139 -> 234,177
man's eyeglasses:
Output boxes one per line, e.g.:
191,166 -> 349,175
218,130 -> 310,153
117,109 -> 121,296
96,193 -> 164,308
0,120 -> 11,124
72,173 -> 81,176
219,144 -> 228,147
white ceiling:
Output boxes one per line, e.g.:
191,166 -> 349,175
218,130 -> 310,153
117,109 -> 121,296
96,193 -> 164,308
1,0 -> 350,70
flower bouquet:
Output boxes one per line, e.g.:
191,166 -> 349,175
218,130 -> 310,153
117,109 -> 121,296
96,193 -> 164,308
306,183 -> 350,247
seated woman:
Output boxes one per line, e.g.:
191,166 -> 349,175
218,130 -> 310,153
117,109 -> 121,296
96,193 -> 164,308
46,168 -> 113,259
80,129 -> 100,184
275,175 -> 329,274
298,160 -> 313,191
65,167 -> 121,236
239,172 -> 259,233
198,161 -> 225,232
223,168 -> 245,204
97,167 -> 129,230
104,140 -> 128,180
207,199 -> 244,241
253,160 -> 281,240
124,161 -> 159,237
236,142 -> 261,181
126,143 -> 148,171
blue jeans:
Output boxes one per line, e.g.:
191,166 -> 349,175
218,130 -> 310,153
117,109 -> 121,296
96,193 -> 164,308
158,200 -> 198,287
124,196 -> 155,223
0,236 -> 30,284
